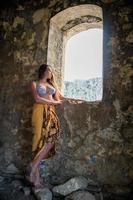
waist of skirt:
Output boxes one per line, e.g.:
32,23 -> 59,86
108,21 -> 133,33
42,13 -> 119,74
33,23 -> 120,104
32,102 -> 55,110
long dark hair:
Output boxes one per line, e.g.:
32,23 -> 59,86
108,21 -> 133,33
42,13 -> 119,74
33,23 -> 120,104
37,64 -> 62,101
38,64 -> 48,79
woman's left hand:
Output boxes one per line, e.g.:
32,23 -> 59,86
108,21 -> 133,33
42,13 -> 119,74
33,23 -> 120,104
64,98 -> 85,104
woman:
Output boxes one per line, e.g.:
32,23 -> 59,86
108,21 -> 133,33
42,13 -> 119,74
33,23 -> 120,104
25,64 -> 83,188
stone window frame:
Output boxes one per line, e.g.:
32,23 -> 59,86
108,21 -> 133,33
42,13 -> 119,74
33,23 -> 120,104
47,4 -> 103,100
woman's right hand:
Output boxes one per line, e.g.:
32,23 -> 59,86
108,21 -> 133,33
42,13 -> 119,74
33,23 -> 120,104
52,100 -> 63,105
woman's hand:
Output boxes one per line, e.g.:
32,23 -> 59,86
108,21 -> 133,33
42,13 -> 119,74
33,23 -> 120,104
61,97 -> 85,104
52,99 -> 64,105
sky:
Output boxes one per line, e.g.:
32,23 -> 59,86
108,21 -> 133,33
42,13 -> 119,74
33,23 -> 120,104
64,28 -> 103,81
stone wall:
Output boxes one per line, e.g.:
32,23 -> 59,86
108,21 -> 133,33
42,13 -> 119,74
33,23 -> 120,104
0,0 -> 132,196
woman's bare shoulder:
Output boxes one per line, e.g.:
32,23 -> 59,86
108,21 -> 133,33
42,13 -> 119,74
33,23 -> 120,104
30,80 -> 39,90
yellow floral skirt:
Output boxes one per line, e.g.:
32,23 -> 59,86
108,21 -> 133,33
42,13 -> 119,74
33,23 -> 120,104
31,103 -> 61,160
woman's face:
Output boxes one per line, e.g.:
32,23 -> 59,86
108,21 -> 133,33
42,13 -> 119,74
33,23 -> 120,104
44,66 -> 53,79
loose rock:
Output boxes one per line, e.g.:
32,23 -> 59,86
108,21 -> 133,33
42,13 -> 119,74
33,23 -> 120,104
33,187 -> 52,200
65,191 -> 96,200
52,176 -> 88,196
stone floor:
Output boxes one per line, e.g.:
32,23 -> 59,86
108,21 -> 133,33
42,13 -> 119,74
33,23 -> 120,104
0,170 -> 132,200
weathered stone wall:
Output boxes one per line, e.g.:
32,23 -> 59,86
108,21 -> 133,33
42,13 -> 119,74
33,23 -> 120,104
0,0 -> 132,195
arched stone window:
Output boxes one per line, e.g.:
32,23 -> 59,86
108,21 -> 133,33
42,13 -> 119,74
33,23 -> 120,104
47,4 -> 103,101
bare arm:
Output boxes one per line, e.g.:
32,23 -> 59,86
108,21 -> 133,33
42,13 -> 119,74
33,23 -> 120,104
30,81 -> 62,105
62,96 -> 84,101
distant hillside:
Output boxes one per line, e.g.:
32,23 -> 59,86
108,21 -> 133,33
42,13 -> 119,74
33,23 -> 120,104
61,77 -> 102,101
